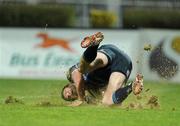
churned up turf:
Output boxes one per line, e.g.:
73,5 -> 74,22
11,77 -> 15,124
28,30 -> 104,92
0,79 -> 180,126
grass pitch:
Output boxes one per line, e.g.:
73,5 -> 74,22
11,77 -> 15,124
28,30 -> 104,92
0,79 -> 180,126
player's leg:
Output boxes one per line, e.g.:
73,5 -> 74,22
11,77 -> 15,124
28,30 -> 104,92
87,52 -> 109,72
79,32 -> 106,73
112,74 -> 143,104
102,73 -> 143,105
79,44 -> 99,73
102,72 -> 126,105
79,51 -> 108,73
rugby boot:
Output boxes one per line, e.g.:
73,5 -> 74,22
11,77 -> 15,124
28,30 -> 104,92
81,32 -> 104,48
132,74 -> 144,95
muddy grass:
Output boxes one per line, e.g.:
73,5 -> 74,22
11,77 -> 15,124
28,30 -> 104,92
4,96 -> 24,104
147,95 -> 160,109
126,93 -> 160,110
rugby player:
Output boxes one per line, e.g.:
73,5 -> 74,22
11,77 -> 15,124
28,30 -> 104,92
61,32 -> 143,106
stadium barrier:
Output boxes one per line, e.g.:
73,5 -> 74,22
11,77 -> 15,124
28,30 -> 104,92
0,28 -> 179,82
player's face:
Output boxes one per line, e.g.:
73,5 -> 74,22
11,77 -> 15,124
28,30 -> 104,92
63,85 -> 78,101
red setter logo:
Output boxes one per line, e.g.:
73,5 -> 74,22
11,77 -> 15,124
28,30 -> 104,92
35,33 -> 75,52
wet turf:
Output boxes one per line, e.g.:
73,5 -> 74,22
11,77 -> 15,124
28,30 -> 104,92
0,79 -> 180,126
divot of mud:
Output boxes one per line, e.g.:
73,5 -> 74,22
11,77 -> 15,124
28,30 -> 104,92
4,96 -> 24,104
147,95 -> 160,109
36,101 -> 52,107
136,95 -> 142,100
172,107 -> 176,111
144,44 -> 152,51
145,88 -> 150,92
126,102 -> 144,110
129,103 -> 135,108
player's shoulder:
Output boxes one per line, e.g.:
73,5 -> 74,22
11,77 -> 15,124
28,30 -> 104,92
66,63 -> 79,82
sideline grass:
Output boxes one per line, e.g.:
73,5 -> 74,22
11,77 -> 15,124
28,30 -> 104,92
0,79 -> 180,126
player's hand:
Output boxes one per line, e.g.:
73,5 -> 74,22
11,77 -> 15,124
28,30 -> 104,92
67,100 -> 83,107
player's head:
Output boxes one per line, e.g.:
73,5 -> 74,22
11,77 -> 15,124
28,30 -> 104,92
61,83 -> 78,101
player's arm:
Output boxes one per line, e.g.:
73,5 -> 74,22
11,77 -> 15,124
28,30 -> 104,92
71,69 -> 85,101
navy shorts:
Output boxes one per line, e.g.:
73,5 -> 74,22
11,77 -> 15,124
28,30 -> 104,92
97,44 -> 132,80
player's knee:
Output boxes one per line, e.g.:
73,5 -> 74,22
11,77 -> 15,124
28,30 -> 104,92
102,93 -> 122,105
102,95 -> 114,106
102,99 -> 113,106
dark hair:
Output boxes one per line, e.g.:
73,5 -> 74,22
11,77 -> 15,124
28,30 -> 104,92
61,83 -> 77,101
